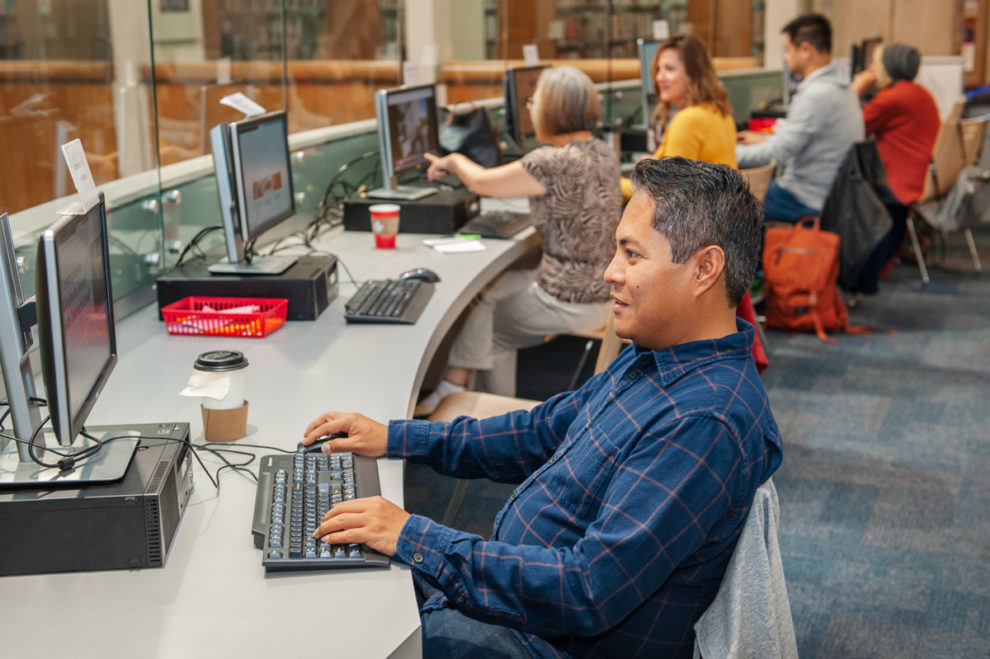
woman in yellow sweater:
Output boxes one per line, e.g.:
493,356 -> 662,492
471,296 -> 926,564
622,34 -> 736,197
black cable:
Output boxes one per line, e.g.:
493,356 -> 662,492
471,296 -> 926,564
334,255 -> 360,287
174,225 -> 224,267
314,149 -> 377,224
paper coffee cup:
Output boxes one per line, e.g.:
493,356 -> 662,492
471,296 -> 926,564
193,350 -> 248,410
369,203 -> 400,249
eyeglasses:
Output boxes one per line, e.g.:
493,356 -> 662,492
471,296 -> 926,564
525,97 -> 534,109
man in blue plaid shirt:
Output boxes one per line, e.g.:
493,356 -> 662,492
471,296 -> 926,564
304,157 -> 783,658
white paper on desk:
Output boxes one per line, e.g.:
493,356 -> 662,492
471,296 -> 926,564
220,92 -> 266,117
179,370 -> 231,401
432,240 -> 486,254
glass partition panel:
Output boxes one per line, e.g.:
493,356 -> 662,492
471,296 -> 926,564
0,0 -> 163,307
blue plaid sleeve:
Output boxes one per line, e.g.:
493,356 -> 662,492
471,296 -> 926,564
387,374 -> 605,483
392,413 -> 747,637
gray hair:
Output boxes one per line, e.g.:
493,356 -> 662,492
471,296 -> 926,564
631,157 -> 763,306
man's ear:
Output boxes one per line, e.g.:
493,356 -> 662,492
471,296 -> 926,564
692,245 -> 726,298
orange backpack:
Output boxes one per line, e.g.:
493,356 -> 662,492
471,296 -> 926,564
763,217 -> 849,343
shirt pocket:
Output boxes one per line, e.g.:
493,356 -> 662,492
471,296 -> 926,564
541,418 -> 623,522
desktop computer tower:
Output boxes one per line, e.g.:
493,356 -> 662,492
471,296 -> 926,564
0,423 -> 193,576
156,253 -> 338,321
342,188 -> 480,234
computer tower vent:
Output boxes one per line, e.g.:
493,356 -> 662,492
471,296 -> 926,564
147,459 -> 170,493
145,498 -> 163,566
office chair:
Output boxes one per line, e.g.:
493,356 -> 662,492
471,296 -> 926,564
428,313 -> 623,526
692,479 -> 798,659
907,101 -> 983,283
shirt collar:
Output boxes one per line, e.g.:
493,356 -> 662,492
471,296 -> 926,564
632,319 -> 755,387
797,58 -> 839,90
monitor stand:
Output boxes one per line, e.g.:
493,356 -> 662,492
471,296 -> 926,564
0,429 -> 139,487
208,253 -> 298,276
366,185 -> 437,201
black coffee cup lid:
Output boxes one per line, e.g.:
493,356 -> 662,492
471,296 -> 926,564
194,350 -> 248,372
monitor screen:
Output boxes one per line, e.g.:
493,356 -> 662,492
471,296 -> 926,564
35,196 -> 116,447
378,84 -> 440,178
637,39 -> 660,126
230,111 -> 295,242
505,65 -> 547,142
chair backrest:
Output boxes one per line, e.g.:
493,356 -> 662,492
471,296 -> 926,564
920,116 -> 965,202
740,159 -> 775,203
692,478 -> 798,659
593,311 -> 624,375
958,116 -> 989,167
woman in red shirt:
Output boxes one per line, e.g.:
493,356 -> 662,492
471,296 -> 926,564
852,42 -> 940,293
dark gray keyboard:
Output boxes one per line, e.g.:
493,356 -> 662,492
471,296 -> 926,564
344,278 -> 434,324
459,210 -> 532,239
252,452 -> 389,572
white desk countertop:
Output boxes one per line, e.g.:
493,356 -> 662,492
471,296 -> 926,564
0,217 -> 539,659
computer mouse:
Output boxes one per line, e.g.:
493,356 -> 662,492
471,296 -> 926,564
399,267 -> 441,283
297,432 -> 347,453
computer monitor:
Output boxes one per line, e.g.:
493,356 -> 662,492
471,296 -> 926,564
851,36 -> 883,80
637,39 -> 661,129
504,65 -> 548,144
368,83 -> 440,200
0,194 -> 139,486
208,110 -> 298,275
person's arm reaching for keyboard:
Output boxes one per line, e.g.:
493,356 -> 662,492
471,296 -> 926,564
424,152 -> 546,198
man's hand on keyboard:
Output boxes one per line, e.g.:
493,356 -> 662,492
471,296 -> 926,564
313,496 -> 410,557
302,412 -> 387,457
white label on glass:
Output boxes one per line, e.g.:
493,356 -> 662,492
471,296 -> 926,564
60,139 -> 99,209
653,20 -> 670,41
403,61 -> 419,86
523,44 -> 540,67
220,92 -> 266,117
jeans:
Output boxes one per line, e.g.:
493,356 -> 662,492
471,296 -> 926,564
413,571 -> 530,658
762,180 -> 819,223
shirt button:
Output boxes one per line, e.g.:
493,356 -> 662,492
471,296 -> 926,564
413,552 -> 424,563
550,454 -> 559,463
628,369 -> 639,379
457,592 -> 467,604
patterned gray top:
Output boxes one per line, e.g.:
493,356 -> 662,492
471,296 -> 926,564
520,138 -> 622,304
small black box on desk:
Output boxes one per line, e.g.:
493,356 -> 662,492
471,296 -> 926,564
342,189 -> 480,234
156,254 -> 338,321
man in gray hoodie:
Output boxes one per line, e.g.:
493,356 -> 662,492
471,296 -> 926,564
737,13 -> 864,222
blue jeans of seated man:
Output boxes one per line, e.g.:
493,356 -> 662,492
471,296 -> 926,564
413,570 -> 529,657
763,180 -> 819,223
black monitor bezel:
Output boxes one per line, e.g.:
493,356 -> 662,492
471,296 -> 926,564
34,194 -> 117,447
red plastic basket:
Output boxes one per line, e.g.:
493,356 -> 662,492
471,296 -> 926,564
161,296 -> 288,338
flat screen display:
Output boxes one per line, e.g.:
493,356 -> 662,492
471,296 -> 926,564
384,84 -> 439,175
232,112 -> 294,240
506,66 -> 546,141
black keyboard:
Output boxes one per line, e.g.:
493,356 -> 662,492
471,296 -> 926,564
344,278 -> 434,324
252,452 -> 390,572
459,210 -> 532,239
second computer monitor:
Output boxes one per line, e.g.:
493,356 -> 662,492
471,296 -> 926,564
504,65 -> 547,144
209,110 -> 298,275
371,84 -> 440,199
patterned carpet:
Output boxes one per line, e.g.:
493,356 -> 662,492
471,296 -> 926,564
404,224 -> 990,657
